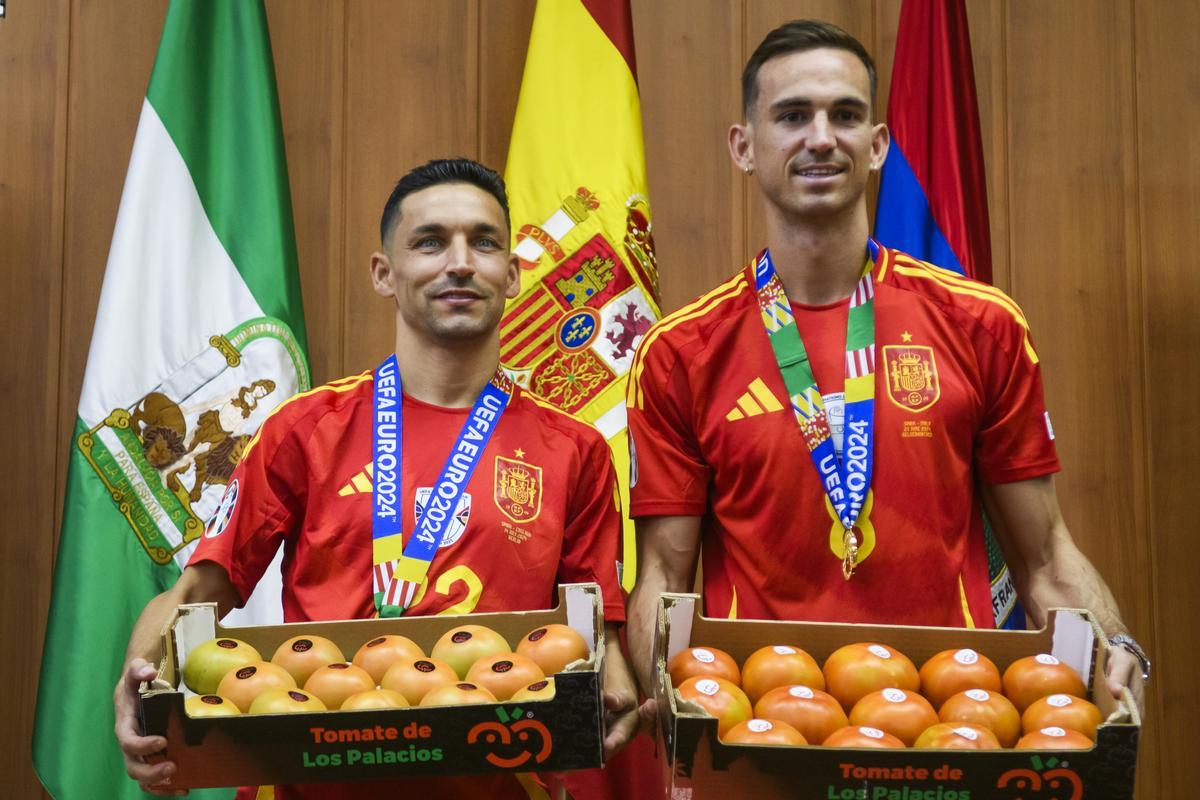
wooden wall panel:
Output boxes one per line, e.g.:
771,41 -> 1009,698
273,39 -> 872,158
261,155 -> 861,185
632,0 -> 744,312
0,3 -> 70,796
1136,0 -> 1199,794
478,0 -> 534,177
341,0 -> 479,375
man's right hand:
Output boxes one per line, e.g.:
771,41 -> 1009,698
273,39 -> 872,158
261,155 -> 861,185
113,658 -> 186,796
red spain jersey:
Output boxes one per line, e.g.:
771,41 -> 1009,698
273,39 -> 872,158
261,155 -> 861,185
190,371 -> 624,800
627,245 -> 1059,628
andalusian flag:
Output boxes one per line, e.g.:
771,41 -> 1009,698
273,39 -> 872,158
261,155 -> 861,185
875,0 -> 1023,629
504,0 -> 658,591
33,2 -> 308,797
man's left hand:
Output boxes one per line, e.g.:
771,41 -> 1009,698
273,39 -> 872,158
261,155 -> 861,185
1104,646 -> 1146,719
600,623 -> 642,759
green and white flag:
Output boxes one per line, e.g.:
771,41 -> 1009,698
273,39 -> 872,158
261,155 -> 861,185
33,2 -> 308,797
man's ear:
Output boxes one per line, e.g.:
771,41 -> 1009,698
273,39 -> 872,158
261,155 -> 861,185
504,253 -> 521,300
370,251 -> 395,298
869,122 -> 890,172
729,122 -> 755,174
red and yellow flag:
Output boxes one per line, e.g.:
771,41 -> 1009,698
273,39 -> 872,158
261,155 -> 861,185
504,0 -> 657,590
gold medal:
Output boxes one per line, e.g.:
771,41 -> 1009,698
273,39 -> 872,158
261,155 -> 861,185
841,527 -> 859,580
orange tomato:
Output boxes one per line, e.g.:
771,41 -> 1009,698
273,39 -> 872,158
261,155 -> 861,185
721,718 -> 807,745
247,687 -> 326,715
516,624 -> 590,676
849,688 -> 938,746
823,643 -> 919,712
939,688 -> 1022,748
1002,654 -> 1087,712
676,676 -> 753,737
183,694 -> 241,717
303,662 -> 376,710
182,638 -> 262,696
918,648 -> 1002,711
381,657 -> 459,706
741,646 -> 824,704
340,689 -> 410,710
352,635 -> 425,685
668,646 -> 741,688
217,661 -> 296,712
822,725 -> 906,749
913,722 -> 1001,750
431,625 -> 511,679
511,678 -> 557,702
1016,726 -> 1094,750
271,635 -> 345,687
754,685 -> 848,746
466,652 -> 546,701
1022,694 -> 1101,741
419,682 -> 498,707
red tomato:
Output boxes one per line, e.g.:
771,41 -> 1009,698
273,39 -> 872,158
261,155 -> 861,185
1016,726 -> 1094,750
1022,694 -> 1101,740
668,646 -> 741,688
939,688 -> 1022,748
822,725 -> 906,749
721,718 -> 807,745
1002,654 -> 1087,712
676,676 -> 753,737
754,685 -> 848,746
516,624 -> 590,676
849,688 -> 938,746
823,643 -> 919,712
918,648 -> 1002,710
913,722 -> 1001,750
741,645 -> 824,704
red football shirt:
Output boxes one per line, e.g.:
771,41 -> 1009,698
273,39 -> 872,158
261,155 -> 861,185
627,245 -> 1059,628
190,372 -> 623,800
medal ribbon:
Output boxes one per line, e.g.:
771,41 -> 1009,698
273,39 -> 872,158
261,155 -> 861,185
371,354 -> 512,616
753,244 -> 877,578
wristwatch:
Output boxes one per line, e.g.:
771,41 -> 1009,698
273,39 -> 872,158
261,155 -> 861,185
1108,633 -> 1151,681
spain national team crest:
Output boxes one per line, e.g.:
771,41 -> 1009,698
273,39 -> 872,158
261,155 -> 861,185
883,345 -> 940,411
494,456 -> 542,523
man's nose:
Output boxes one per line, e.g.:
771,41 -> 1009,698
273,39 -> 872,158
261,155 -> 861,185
807,113 -> 836,151
445,236 -> 475,275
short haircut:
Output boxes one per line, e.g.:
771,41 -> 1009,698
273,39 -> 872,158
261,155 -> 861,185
379,157 -> 510,246
742,19 -> 877,117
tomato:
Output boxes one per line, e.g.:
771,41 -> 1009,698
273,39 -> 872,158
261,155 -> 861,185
183,694 -> 241,717
271,635 -> 346,687
303,662 -> 376,710
182,638 -> 261,696
431,625 -> 511,679
511,678 -> 556,702
1016,726 -> 1094,750
1002,654 -> 1087,712
247,687 -> 326,714
849,688 -> 938,746
753,685 -> 848,746
741,645 -> 824,704
913,722 -> 1001,750
918,648 -> 1002,710
823,643 -> 919,712
939,688 -> 1022,748
721,718 -> 807,745
516,624 -> 590,676
380,657 -> 459,706
340,689 -> 410,710
822,725 -> 906,748
419,682 -> 498,707
676,676 -> 753,737
1022,693 -> 1101,740
668,646 -> 741,688
352,635 -> 425,685
466,652 -> 546,701
217,661 -> 296,712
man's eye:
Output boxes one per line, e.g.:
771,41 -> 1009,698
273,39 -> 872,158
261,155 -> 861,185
780,111 -> 804,123
475,237 -> 501,249
416,237 -> 441,249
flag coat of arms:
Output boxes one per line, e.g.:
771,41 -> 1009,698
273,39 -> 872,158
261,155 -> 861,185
504,0 -> 658,590
33,2 -> 308,797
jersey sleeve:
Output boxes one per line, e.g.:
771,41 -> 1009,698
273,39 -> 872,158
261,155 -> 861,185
973,305 -> 1061,484
187,409 -> 305,605
556,431 -> 626,625
626,334 -> 711,517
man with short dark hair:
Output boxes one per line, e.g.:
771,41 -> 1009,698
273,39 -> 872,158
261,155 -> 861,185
115,157 -> 640,799
626,19 -> 1146,716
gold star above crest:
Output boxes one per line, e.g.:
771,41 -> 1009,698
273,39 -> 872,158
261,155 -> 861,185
515,448 -> 526,459
901,331 -> 914,343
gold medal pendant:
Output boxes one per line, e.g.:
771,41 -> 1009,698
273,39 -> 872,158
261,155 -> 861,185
841,528 -> 859,580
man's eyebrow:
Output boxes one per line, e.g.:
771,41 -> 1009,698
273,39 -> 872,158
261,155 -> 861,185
768,95 -> 869,112
409,221 -> 505,237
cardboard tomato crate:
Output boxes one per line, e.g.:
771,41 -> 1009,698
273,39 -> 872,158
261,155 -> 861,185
139,583 -> 606,788
654,593 -> 1141,800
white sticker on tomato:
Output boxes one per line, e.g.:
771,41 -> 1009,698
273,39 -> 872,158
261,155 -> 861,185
1047,694 -> 1073,707
953,727 -> 980,741
868,645 -> 892,659
1035,654 -> 1060,665
1041,726 -> 1068,737
747,719 -> 773,733
965,689 -> 991,702
882,688 -> 907,703
695,679 -> 720,696
860,727 -> 886,739
773,646 -> 796,655
789,686 -> 815,699
692,648 -> 716,663
954,649 -> 980,665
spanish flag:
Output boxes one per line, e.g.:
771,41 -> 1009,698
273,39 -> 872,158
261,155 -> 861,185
504,0 -> 658,592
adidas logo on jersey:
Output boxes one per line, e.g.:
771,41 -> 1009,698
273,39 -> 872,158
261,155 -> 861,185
725,378 -> 784,421
338,463 -> 374,495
